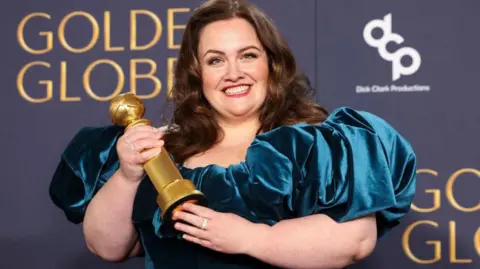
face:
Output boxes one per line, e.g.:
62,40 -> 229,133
197,18 -> 269,122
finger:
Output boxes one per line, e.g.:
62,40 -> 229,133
173,211 -> 204,228
127,137 -> 164,152
181,203 -> 216,219
175,222 -> 205,238
132,147 -> 162,163
175,222 -> 208,240
124,125 -> 159,136
182,234 -> 212,248
124,130 -> 163,143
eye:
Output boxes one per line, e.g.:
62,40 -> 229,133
207,57 -> 223,65
242,53 -> 258,60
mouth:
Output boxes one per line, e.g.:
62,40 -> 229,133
222,84 -> 251,97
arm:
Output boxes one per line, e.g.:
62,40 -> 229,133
49,125 -> 164,262
174,204 -> 377,269
241,109 -> 415,268
83,170 -> 143,262
247,214 -> 377,269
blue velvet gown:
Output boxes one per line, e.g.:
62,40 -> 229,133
49,107 -> 417,269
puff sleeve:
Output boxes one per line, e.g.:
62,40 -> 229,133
49,125 -> 123,224
239,107 -> 417,238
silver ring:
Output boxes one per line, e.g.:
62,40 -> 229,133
201,218 -> 208,230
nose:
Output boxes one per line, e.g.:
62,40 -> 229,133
224,61 -> 244,81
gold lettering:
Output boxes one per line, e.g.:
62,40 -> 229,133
130,10 -> 162,51
167,57 -> 177,97
104,11 -> 124,52
449,221 -> 472,263
17,61 -> 53,103
83,59 -> 124,101
130,59 -> 161,99
446,169 -> 480,213
474,226 -> 480,256
58,11 -> 99,53
60,61 -> 81,101
411,169 -> 441,213
167,8 -> 189,49
17,13 -> 53,54
402,220 -> 441,264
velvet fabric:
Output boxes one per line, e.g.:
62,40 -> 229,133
49,107 -> 417,269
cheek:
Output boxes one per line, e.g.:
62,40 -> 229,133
247,61 -> 269,82
201,68 -> 223,91
257,66 -> 269,100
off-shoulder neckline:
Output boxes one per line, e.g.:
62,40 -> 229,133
172,106 -> 358,173
177,122 -> 311,172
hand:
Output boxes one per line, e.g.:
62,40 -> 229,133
172,203 -> 267,255
116,125 -> 164,182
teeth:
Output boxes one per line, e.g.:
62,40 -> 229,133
224,85 -> 249,95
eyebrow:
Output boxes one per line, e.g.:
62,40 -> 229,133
203,45 -> 262,58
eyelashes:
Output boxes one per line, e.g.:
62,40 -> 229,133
207,52 -> 259,66
207,58 -> 222,65
242,53 -> 258,60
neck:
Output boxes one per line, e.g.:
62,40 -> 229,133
216,114 -> 261,147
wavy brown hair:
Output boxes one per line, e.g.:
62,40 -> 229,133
163,0 -> 329,165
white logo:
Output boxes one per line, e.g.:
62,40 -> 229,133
363,13 -> 421,81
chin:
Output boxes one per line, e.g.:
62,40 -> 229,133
225,107 -> 261,119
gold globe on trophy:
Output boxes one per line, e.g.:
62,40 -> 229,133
109,93 -> 208,226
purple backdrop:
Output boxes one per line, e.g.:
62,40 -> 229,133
1,0 -> 478,268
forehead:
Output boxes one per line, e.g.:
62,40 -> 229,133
198,18 -> 261,52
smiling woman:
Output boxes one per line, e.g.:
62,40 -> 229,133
164,0 -> 329,167
200,18 -> 269,121
49,0 -> 417,269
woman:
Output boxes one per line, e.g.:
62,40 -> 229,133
49,0 -> 417,268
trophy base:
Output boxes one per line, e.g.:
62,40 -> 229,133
157,179 -> 208,226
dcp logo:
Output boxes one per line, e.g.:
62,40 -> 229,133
363,13 -> 421,81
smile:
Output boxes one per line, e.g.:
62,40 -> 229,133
222,85 -> 251,97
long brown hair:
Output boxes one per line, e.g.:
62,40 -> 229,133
163,0 -> 329,165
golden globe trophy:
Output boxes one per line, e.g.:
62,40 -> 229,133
109,92 -> 207,226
